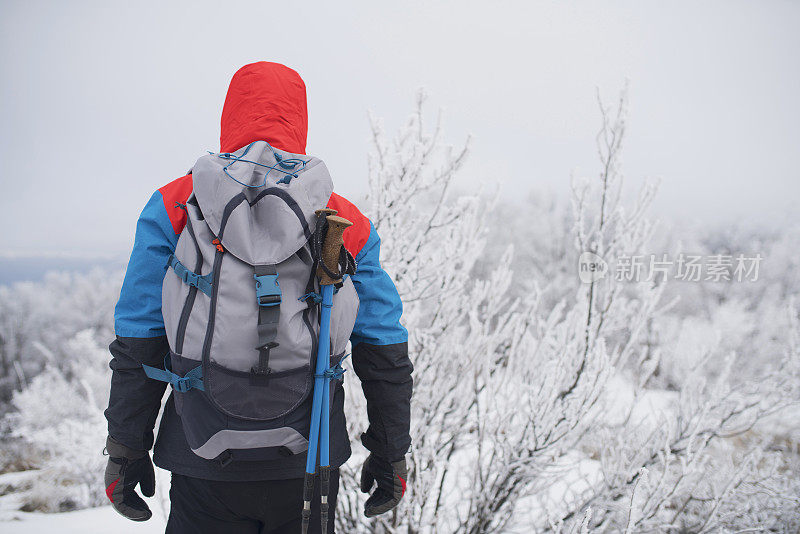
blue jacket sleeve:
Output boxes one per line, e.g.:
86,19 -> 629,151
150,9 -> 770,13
349,223 -> 413,461
105,191 -> 177,450
114,191 -> 179,337
350,223 -> 408,347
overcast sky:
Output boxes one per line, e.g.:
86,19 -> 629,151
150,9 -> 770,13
1,1 -> 798,256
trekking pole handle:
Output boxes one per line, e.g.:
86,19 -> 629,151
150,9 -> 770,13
315,209 -> 352,286
315,208 -> 337,218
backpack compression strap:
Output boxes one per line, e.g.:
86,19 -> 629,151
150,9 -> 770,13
252,264 -> 281,375
168,255 -> 214,297
142,354 -> 204,392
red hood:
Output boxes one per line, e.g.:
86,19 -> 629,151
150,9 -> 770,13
220,62 -> 308,155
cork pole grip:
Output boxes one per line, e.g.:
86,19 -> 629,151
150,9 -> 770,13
317,212 -> 352,285
315,208 -> 338,218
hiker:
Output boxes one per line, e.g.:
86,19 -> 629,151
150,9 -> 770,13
103,61 -> 412,534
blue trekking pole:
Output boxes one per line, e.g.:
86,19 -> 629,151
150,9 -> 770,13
302,210 -> 353,534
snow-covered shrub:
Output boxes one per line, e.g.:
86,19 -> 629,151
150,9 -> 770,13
338,89 -> 800,533
0,269 -> 120,405
0,268 -> 175,517
336,90 -> 649,533
5,330 -> 110,511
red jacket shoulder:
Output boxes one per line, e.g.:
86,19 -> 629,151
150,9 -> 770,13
326,192 -> 371,258
158,174 -> 193,235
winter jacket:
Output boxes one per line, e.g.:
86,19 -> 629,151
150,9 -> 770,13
104,62 -> 413,480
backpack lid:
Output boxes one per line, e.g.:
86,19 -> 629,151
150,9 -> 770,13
191,141 -> 333,265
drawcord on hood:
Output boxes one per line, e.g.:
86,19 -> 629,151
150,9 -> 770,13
208,141 -> 309,188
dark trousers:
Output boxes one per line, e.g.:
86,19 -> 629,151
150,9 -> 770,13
166,471 -> 339,534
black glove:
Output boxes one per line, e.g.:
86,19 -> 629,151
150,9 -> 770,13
360,454 -> 407,517
104,435 -> 155,521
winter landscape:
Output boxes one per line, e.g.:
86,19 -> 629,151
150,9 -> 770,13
1,90 -> 799,532
3,2 -> 799,533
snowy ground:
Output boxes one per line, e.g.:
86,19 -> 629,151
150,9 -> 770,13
0,470 -> 166,533
0,506 -> 166,533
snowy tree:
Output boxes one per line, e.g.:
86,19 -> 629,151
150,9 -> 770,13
337,89 -> 800,533
335,89 -> 642,532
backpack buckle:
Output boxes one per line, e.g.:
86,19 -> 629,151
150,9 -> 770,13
174,376 -> 193,393
254,273 -> 281,306
181,269 -> 197,286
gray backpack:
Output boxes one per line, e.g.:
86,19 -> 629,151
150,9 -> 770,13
145,141 -> 359,464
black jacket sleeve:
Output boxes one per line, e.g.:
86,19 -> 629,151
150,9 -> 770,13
349,220 -> 413,463
104,336 -> 169,451
104,191 -> 178,451
352,341 -> 413,462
